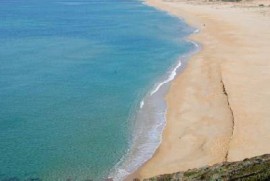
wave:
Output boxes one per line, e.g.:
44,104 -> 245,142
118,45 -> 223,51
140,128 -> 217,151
193,29 -> 200,34
140,100 -> 145,109
188,40 -> 199,48
150,60 -> 182,96
108,59 -> 183,181
108,34 -> 200,181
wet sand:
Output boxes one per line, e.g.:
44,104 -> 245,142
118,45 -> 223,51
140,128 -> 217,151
135,0 -> 270,179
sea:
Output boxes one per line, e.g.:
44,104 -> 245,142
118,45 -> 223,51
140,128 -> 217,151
0,0 -> 196,180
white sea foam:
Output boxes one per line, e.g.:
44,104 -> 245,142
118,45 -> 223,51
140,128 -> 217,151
150,60 -> 182,95
108,40 -> 201,180
108,20 -> 201,181
194,29 -> 200,34
140,100 -> 145,108
109,108 -> 167,181
186,39 -> 199,48
193,41 -> 199,48
108,57 -> 184,181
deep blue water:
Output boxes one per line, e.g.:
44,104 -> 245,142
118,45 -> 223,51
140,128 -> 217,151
0,0 -> 194,180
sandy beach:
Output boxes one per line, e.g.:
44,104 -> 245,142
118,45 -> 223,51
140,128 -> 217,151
134,0 -> 270,179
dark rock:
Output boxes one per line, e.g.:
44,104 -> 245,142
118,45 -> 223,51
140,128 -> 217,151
143,154 -> 270,181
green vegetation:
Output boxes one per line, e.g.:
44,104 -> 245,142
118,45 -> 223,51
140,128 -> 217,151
136,154 -> 270,181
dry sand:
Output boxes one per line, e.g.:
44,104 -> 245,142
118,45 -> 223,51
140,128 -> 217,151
134,0 -> 270,179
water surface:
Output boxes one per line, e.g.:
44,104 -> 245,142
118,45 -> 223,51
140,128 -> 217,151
0,0 -> 194,180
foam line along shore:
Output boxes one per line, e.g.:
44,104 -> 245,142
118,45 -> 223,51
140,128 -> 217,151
134,0 -> 270,179
109,38 -> 200,181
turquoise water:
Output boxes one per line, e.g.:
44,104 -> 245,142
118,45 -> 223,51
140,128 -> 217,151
0,0 -> 195,180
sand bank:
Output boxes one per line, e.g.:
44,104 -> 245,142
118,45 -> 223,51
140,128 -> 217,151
135,0 -> 270,179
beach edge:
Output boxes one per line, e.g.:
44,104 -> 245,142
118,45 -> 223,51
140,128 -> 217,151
133,0 -> 270,179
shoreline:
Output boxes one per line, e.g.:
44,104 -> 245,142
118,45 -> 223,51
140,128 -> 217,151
110,35 -> 200,181
133,0 -> 270,179
109,2 -> 202,179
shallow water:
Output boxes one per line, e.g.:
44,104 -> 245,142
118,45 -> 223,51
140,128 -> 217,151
0,0 -> 194,180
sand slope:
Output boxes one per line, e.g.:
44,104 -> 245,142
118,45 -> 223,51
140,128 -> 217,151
136,0 -> 270,179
